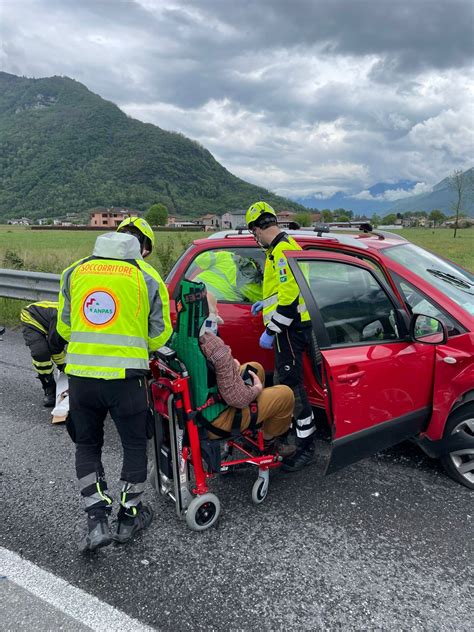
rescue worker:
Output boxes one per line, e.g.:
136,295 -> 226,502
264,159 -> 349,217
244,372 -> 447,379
246,201 -> 316,472
20,301 -> 66,407
116,216 -> 154,257
57,219 -> 172,552
193,250 -> 263,303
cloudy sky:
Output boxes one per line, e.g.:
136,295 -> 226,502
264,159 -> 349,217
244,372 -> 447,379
1,0 -> 473,202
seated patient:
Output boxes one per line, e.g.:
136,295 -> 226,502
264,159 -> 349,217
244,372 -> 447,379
199,292 -> 295,453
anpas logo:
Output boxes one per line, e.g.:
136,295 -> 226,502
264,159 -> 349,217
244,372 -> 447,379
83,290 -> 117,326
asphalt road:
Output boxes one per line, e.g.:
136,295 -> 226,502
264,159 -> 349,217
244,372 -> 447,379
0,329 -> 472,631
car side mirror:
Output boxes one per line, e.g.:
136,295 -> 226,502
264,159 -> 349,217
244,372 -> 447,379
410,313 -> 447,345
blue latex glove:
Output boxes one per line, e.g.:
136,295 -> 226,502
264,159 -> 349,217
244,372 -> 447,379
251,301 -> 263,316
259,330 -> 275,349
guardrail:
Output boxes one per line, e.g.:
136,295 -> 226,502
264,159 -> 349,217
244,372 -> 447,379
0,269 -> 61,301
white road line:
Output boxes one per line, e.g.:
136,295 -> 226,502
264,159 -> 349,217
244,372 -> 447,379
0,547 -> 156,632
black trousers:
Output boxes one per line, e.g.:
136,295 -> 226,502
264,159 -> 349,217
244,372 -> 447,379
22,325 -> 65,378
68,376 -> 150,484
274,326 -> 316,440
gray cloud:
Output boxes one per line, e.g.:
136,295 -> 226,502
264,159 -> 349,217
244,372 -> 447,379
0,0 -> 473,199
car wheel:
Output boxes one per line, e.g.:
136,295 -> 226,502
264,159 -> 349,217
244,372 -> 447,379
440,405 -> 474,490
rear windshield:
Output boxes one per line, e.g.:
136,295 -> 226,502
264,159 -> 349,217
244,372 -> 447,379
384,243 -> 474,315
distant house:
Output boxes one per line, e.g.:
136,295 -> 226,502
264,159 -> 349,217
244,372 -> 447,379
402,216 -> 427,228
443,217 -> 474,228
169,220 -> 205,229
276,210 -> 298,229
221,211 -> 246,229
89,207 -> 141,228
7,217 -> 31,225
200,214 -> 221,230
276,211 -> 296,222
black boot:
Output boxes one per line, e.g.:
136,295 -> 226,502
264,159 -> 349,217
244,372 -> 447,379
79,511 -> 112,553
281,438 -> 315,472
38,374 -> 56,407
113,503 -> 153,544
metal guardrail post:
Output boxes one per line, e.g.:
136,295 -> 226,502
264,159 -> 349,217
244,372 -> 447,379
0,269 -> 61,301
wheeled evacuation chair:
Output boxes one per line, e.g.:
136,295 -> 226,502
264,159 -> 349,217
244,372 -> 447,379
148,280 -> 283,531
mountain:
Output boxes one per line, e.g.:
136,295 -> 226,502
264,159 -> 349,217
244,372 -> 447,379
385,168 -> 474,216
293,182 -> 416,215
0,72 -> 304,219
293,170 -> 474,217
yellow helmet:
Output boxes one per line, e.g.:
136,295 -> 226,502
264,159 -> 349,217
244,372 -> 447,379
117,216 -> 155,251
245,201 -> 277,229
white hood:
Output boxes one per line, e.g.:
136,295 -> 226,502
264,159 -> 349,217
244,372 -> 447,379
92,232 -> 143,260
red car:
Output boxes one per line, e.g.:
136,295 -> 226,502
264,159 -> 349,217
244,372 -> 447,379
166,227 -> 474,488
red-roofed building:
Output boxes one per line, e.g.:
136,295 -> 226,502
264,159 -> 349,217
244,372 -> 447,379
89,207 -> 141,228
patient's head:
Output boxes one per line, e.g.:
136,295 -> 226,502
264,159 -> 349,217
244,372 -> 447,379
206,291 -> 224,324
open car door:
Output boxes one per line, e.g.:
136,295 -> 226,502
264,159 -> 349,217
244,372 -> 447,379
286,250 -> 437,474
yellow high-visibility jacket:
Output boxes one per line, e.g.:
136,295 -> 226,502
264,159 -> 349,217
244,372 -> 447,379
194,250 -> 262,303
262,233 -> 310,334
20,301 -> 66,353
57,233 -> 172,380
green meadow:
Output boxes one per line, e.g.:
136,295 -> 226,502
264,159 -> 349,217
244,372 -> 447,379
0,225 -> 472,326
0,226 -> 198,276
388,228 -> 473,270
0,227 -> 200,326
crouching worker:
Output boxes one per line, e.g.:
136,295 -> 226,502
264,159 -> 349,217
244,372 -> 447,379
57,225 -> 172,552
20,301 -> 67,407
200,292 -> 295,451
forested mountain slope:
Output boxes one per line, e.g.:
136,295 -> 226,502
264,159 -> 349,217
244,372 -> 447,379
0,72 -> 303,219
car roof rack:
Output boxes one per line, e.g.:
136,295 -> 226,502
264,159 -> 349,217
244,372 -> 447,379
208,222 -> 405,244
301,221 -> 392,240
235,225 -> 250,235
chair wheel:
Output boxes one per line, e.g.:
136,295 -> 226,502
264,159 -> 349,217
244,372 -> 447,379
252,477 -> 268,504
185,493 -> 221,531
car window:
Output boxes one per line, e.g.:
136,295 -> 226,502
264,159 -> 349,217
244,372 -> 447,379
304,246 -> 388,282
383,243 -> 474,316
182,247 -> 265,303
298,260 -> 400,346
392,273 -> 464,336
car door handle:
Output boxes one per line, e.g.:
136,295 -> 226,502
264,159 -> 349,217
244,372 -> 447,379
337,370 -> 365,383
443,357 -> 457,365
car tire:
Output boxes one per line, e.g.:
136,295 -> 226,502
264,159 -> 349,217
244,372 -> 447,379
440,404 -> 474,490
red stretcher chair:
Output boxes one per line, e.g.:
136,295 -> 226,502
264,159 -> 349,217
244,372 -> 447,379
148,347 -> 283,531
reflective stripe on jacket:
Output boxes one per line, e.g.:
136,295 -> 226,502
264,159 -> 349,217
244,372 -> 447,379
262,233 -> 310,334
57,232 -> 172,380
20,301 -> 59,334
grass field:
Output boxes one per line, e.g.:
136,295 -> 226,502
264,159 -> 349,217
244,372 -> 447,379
388,228 -> 473,269
0,227 -> 199,276
0,225 -> 472,326
0,227 -> 202,326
